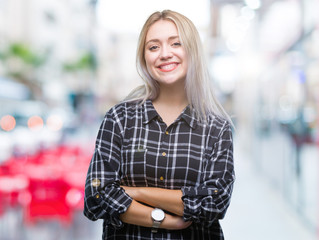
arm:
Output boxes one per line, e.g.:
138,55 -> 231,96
83,112 -> 132,228
181,121 -> 235,226
122,186 -> 184,216
119,199 -> 192,230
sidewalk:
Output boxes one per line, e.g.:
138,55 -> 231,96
221,139 -> 317,240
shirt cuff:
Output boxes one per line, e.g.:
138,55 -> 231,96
93,186 -> 133,228
181,186 -> 219,223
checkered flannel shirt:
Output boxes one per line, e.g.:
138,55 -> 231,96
84,100 -> 235,240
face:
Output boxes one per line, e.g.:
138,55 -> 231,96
144,20 -> 188,87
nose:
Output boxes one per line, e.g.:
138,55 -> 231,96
160,45 -> 173,59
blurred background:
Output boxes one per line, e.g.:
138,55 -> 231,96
0,0 -> 318,239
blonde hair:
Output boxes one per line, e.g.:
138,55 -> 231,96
125,10 -> 232,124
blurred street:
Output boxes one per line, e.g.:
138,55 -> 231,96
222,134 -> 318,240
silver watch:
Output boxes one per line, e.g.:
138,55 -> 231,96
151,208 -> 165,233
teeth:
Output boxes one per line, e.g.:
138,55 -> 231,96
160,63 -> 176,70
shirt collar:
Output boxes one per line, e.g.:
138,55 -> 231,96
143,100 -> 197,129
180,106 -> 197,129
143,100 -> 159,124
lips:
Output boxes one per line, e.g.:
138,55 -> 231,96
158,62 -> 179,72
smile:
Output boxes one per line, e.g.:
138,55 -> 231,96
158,63 -> 179,72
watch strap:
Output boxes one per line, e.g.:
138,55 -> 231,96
152,220 -> 161,233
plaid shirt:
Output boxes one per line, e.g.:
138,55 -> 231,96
84,100 -> 235,240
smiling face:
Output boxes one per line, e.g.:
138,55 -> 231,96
144,20 -> 188,87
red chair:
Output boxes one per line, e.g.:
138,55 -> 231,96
1,143 -> 92,226
24,178 -> 72,226
0,173 -> 29,211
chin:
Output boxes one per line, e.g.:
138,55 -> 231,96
159,78 -> 185,86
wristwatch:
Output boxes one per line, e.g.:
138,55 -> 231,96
151,208 -> 165,233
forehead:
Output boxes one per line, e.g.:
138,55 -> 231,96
146,20 -> 179,42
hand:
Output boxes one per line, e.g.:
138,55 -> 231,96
122,186 -> 186,219
161,214 -> 192,230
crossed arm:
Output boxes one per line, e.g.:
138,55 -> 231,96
119,186 -> 192,230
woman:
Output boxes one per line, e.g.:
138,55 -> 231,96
84,10 -> 235,240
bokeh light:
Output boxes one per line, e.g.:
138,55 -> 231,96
0,115 -> 16,131
27,115 -> 44,130
46,115 -> 63,131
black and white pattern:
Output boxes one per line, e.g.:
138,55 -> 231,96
84,100 -> 235,240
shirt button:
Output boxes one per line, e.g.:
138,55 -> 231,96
160,176 -> 164,181
162,152 -> 167,156
165,131 -> 169,135
95,194 -> 100,199
92,178 -> 101,187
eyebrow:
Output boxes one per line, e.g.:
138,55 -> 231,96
145,35 -> 180,46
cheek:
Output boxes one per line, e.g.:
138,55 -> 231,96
144,55 -> 156,73
145,53 -> 155,64
180,50 -> 188,62
184,60 -> 189,72
144,58 -> 151,72
181,53 -> 189,70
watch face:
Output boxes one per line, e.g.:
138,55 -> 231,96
152,209 -> 165,221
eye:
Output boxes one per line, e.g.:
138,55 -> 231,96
149,45 -> 158,51
172,42 -> 181,47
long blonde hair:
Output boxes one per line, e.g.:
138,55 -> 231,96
125,10 -> 232,124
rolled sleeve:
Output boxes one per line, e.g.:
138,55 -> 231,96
181,121 -> 235,226
83,111 -> 132,228
84,175 -> 132,228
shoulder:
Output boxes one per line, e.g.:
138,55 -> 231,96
99,100 -> 142,135
204,114 -> 232,138
105,100 -> 142,120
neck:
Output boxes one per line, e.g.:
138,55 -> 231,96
154,83 -> 188,108
152,85 -> 188,126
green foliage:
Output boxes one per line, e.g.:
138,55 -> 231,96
63,52 -> 96,72
0,43 -> 47,67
